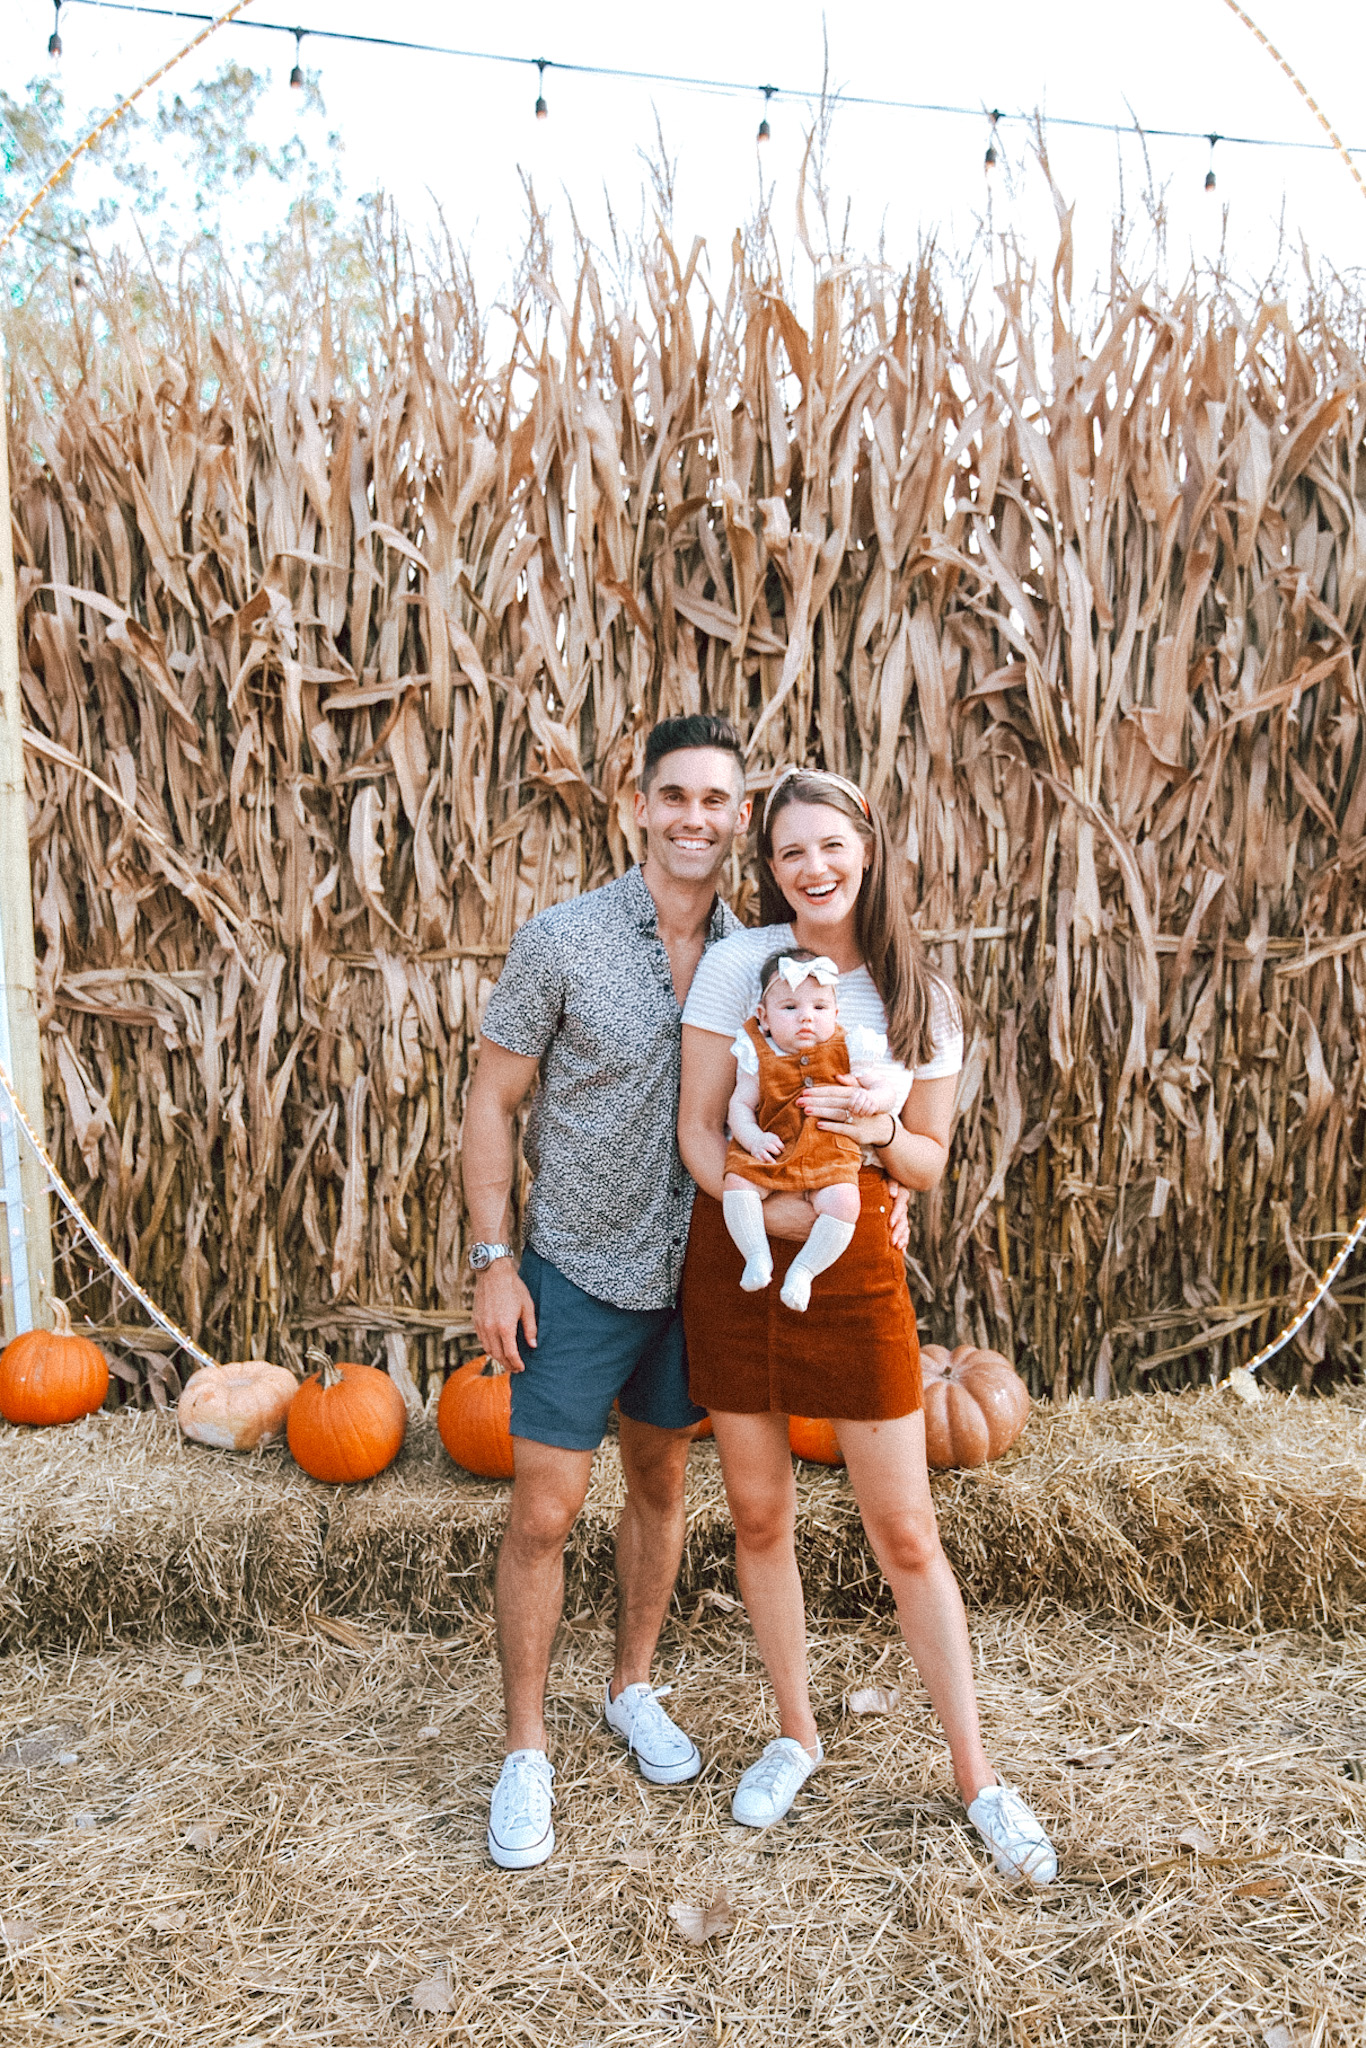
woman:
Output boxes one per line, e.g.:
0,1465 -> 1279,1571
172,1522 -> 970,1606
677,765 -> 1055,1884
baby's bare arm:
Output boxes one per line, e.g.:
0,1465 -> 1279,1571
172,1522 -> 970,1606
727,1067 -> 785,1162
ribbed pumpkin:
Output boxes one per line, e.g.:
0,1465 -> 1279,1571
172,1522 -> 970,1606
0,1301 -> 108,1426
178,1360 -> 297,1451
287,1348 -> 406,1483
788,1414 -> 844,1466
439,1357 -> 514,1479
920,1344 -> 1031,1469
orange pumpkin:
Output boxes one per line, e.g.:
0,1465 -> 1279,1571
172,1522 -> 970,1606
0,1301 -> 108,1426
287,1349 -> 406,1483
788,1414 -> 844,1466
178,1360 -> 297,1451
439,1356 -> 514,1479
920,1344 -> 1030,1470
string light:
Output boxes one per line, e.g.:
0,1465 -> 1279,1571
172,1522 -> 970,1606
48,2 -> 63,58
984,108 -> 1002,172
288,26 -> 303,89
535,58 -> 548,120
1205,133 -> 1219,191
757,84 -> 775,143
34,2 -> 1366,169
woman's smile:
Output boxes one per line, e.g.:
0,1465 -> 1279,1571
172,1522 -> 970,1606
768,801 -> 870,939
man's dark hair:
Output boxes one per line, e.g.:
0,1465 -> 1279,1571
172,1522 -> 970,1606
641,714 -> 746,789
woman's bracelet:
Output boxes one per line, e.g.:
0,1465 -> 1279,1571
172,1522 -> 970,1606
876,1112 -> 897,1149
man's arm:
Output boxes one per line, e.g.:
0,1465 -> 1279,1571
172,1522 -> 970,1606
462,1037 -> 543,1372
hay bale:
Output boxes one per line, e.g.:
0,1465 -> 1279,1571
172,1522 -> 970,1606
2,1388 -> 1364,1647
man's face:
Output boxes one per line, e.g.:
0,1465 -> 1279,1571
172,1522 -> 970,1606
635,747 -> 751,885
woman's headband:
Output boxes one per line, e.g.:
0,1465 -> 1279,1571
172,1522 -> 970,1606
761,764 -> 873,831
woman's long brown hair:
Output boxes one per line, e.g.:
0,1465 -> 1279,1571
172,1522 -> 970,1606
756,773 -> 955,1067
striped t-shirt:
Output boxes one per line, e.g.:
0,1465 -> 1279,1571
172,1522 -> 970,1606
682,923 -> 963,1081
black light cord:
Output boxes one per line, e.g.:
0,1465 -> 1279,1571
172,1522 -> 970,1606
51,0 -> 1366,158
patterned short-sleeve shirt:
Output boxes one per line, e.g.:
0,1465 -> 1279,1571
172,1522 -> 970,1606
478,863 -> 739,1309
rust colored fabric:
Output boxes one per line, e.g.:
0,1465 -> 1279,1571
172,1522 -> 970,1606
682,1167 -> 923,1420
723,1018 -> 863,1195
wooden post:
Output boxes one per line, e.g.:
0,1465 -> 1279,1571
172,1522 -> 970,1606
0,340 -> 53,1336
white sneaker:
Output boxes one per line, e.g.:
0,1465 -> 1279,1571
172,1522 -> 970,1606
604,1681 -> 702,1785
488,1749 -> 555,1869
967,1780 -> 1057,1885
731,1736 -> 823,1827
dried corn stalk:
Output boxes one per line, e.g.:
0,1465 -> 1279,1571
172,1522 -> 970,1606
8,225 -> 1365,1398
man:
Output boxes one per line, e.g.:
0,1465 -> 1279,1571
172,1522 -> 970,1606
461,714 -> 751,1869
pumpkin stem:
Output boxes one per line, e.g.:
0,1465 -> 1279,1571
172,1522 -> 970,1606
305,1345 -> 343,1391
50,1298 -> 73,1338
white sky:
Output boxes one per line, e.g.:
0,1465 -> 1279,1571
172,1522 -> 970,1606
7,0 -> 1366,319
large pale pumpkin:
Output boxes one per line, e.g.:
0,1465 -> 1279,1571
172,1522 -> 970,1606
439,1357 -> 514,1479
788,1414 -> 843,1466
0,1301 -> 108,1426
287,1349 -> 406,1483
178,1361 -> 297,1451
920,1344 -> 1030,1469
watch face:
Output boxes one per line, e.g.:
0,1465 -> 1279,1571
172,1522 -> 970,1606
470,1244 -> 491,1270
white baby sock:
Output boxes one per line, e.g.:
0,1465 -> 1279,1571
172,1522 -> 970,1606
723,1189 -> 774,1291
779,1215 -> 856,1313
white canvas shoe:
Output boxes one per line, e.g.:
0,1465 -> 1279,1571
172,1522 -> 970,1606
488,1749 -> 555,1869
731,1737 -> 823,1827
967,1781 -> 1057,1885
604,1681 -> 702,1785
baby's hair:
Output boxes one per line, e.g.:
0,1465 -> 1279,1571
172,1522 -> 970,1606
757,948 -> 822,999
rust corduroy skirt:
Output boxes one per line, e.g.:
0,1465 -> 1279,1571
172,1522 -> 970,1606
681,1168 -> 922,1421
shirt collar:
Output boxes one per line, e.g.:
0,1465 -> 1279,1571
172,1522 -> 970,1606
624,862 -> 732,942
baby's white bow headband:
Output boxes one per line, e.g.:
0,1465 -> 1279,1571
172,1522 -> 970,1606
771,954 -> 840,991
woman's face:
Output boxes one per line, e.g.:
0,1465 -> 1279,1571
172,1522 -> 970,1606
766,800 -> 871,935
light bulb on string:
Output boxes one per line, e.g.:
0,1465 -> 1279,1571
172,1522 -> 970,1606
535,59 -> 549,120
757,85 -> 776,142
48,1 -> 62,59
289,29 -> 305,89
984,109 -> 1002,173
1204,133 -> 1218,192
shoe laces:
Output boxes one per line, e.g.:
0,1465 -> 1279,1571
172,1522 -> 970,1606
622,1686 -> 678,1756
747,1739 -> 810,1796
498,1751 -> 553,1829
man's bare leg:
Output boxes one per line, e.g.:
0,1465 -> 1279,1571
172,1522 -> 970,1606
610,1415 -> 693,1699
496,1437 -> 595,1753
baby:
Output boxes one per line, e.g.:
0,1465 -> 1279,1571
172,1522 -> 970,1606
722,951 -> 912,1312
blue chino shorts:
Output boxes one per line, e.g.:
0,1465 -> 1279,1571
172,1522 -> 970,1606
510,1245 -> 706,1451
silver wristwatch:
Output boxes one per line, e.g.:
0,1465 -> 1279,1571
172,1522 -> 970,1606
468,1240 -> 515,1272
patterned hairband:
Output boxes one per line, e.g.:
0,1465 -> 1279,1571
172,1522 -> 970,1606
762,764 -> 873,829
769,954 -> 840,992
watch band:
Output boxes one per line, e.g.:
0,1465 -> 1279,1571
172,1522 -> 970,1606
469,1240 -> 514,1271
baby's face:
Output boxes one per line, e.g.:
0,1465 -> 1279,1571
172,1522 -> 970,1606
758,976 -> 839,1053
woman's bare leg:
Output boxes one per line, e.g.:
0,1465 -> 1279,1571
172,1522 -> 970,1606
709,1411 -> 819,1754
836,1410 -> 993,1803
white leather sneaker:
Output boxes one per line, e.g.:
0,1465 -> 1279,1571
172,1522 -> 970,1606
604,1681 -> 702,1785
731,1736 -> 823,1827
488,1749 -> 555,1869
967,1781 -> 1057,1885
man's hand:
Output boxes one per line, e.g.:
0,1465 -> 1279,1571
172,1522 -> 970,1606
474,1260 -> 537,1373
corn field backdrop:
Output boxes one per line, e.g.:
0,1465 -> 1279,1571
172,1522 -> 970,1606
7,216 -> 1366,1402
